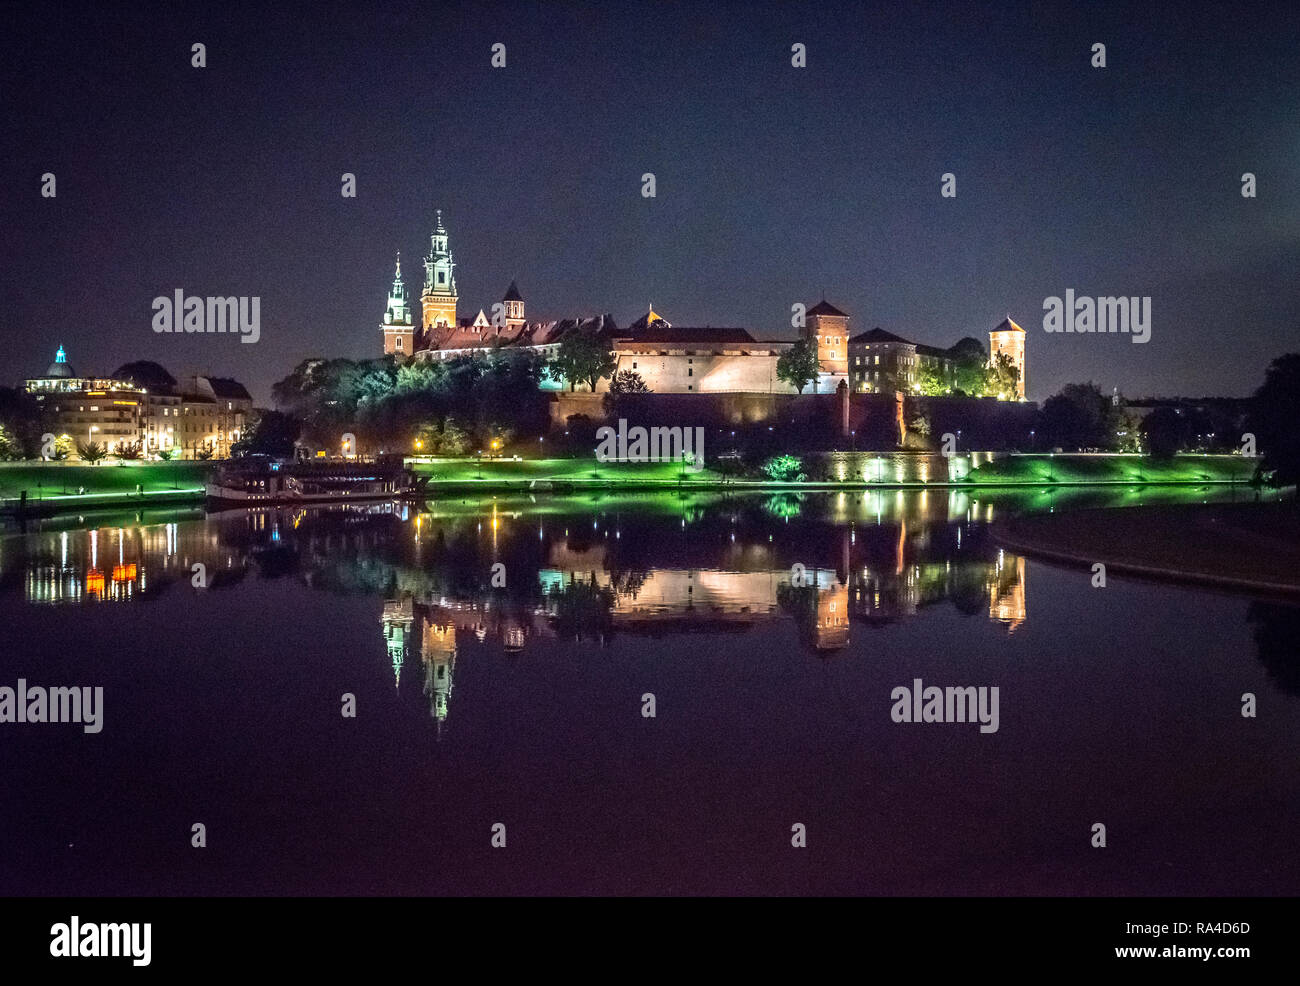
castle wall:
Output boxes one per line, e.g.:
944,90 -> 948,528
609,352 -> 801,395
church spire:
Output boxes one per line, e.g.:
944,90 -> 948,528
421,210 -> 458,330
384,252 -> 409,324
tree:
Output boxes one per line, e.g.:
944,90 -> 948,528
949,337 -> 990,396
232,410 -> 301,458
988,352 -> 1020,399
50,435 -> 74,461
908,408 -> 931,438
0,386 -> 41,458
0,423 -> 19,461
762,454 -> 805,482
116,439 -> 143,460
777,338 -> 820,394
1040,382 -> 1121,451
155,446 -> 177,461
76,440 -> 107,464
195,442 -> 216,461
414,418 -> 469,456
111,361 -> 177,391
1247,353 -> 1300,487
548,332 -> 617,392
917,362 -> 949,396
608,369 -> 650,394
1141,406 -> 1185,459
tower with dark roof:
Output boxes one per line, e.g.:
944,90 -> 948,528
502,280 -> 525,331
988,315 -> 1026,399
804,300 -> 850,387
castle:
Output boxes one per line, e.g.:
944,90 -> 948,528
380,212 -> 1026,399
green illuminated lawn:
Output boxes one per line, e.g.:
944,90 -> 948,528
965,454 -> 1254,485
412,453 -> 1257,489
410,457 -> 727,485
0,461 -> 210,503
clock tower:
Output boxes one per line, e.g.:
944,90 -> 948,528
421,210 -> 458,340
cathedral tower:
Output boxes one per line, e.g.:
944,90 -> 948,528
421,210 -> 458,339
379,254 -> 414,357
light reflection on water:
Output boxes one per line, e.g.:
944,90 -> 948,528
0,486 -> 1297,895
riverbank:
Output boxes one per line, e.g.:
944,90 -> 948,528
0,462 -> 209,516
408,452 -> 1256,491
994,501 -> 1300,596
0,454 -> 1263,516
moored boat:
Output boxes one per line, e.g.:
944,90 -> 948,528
205,456 -> 421,506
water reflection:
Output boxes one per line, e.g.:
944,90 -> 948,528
3,486 -> 1291,736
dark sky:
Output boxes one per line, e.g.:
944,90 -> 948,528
3,0 -> 1299,404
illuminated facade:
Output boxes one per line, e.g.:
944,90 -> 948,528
848,328 -> 955,395
988,316 -> 1027,399
25,348 -> 146,458
805,300 -> 850,390
25,349 -> 250,459
610,325 -> 798,394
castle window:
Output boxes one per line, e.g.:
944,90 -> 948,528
687,368 -> 693,377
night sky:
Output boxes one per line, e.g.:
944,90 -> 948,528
3,0 -> 1299,404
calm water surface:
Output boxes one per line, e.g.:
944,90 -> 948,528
0,487 -> 1295,895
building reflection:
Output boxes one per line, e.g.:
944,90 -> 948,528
989,551 -> 1028,632
4,494 -> 1032,730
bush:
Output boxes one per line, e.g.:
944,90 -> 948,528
762,454 -> 804,482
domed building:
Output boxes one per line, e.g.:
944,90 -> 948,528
25,347 -> 146,458
24,348 -> 252,460
44,345 -> 76,379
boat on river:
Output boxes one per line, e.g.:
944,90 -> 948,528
205,456 -> 421,506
